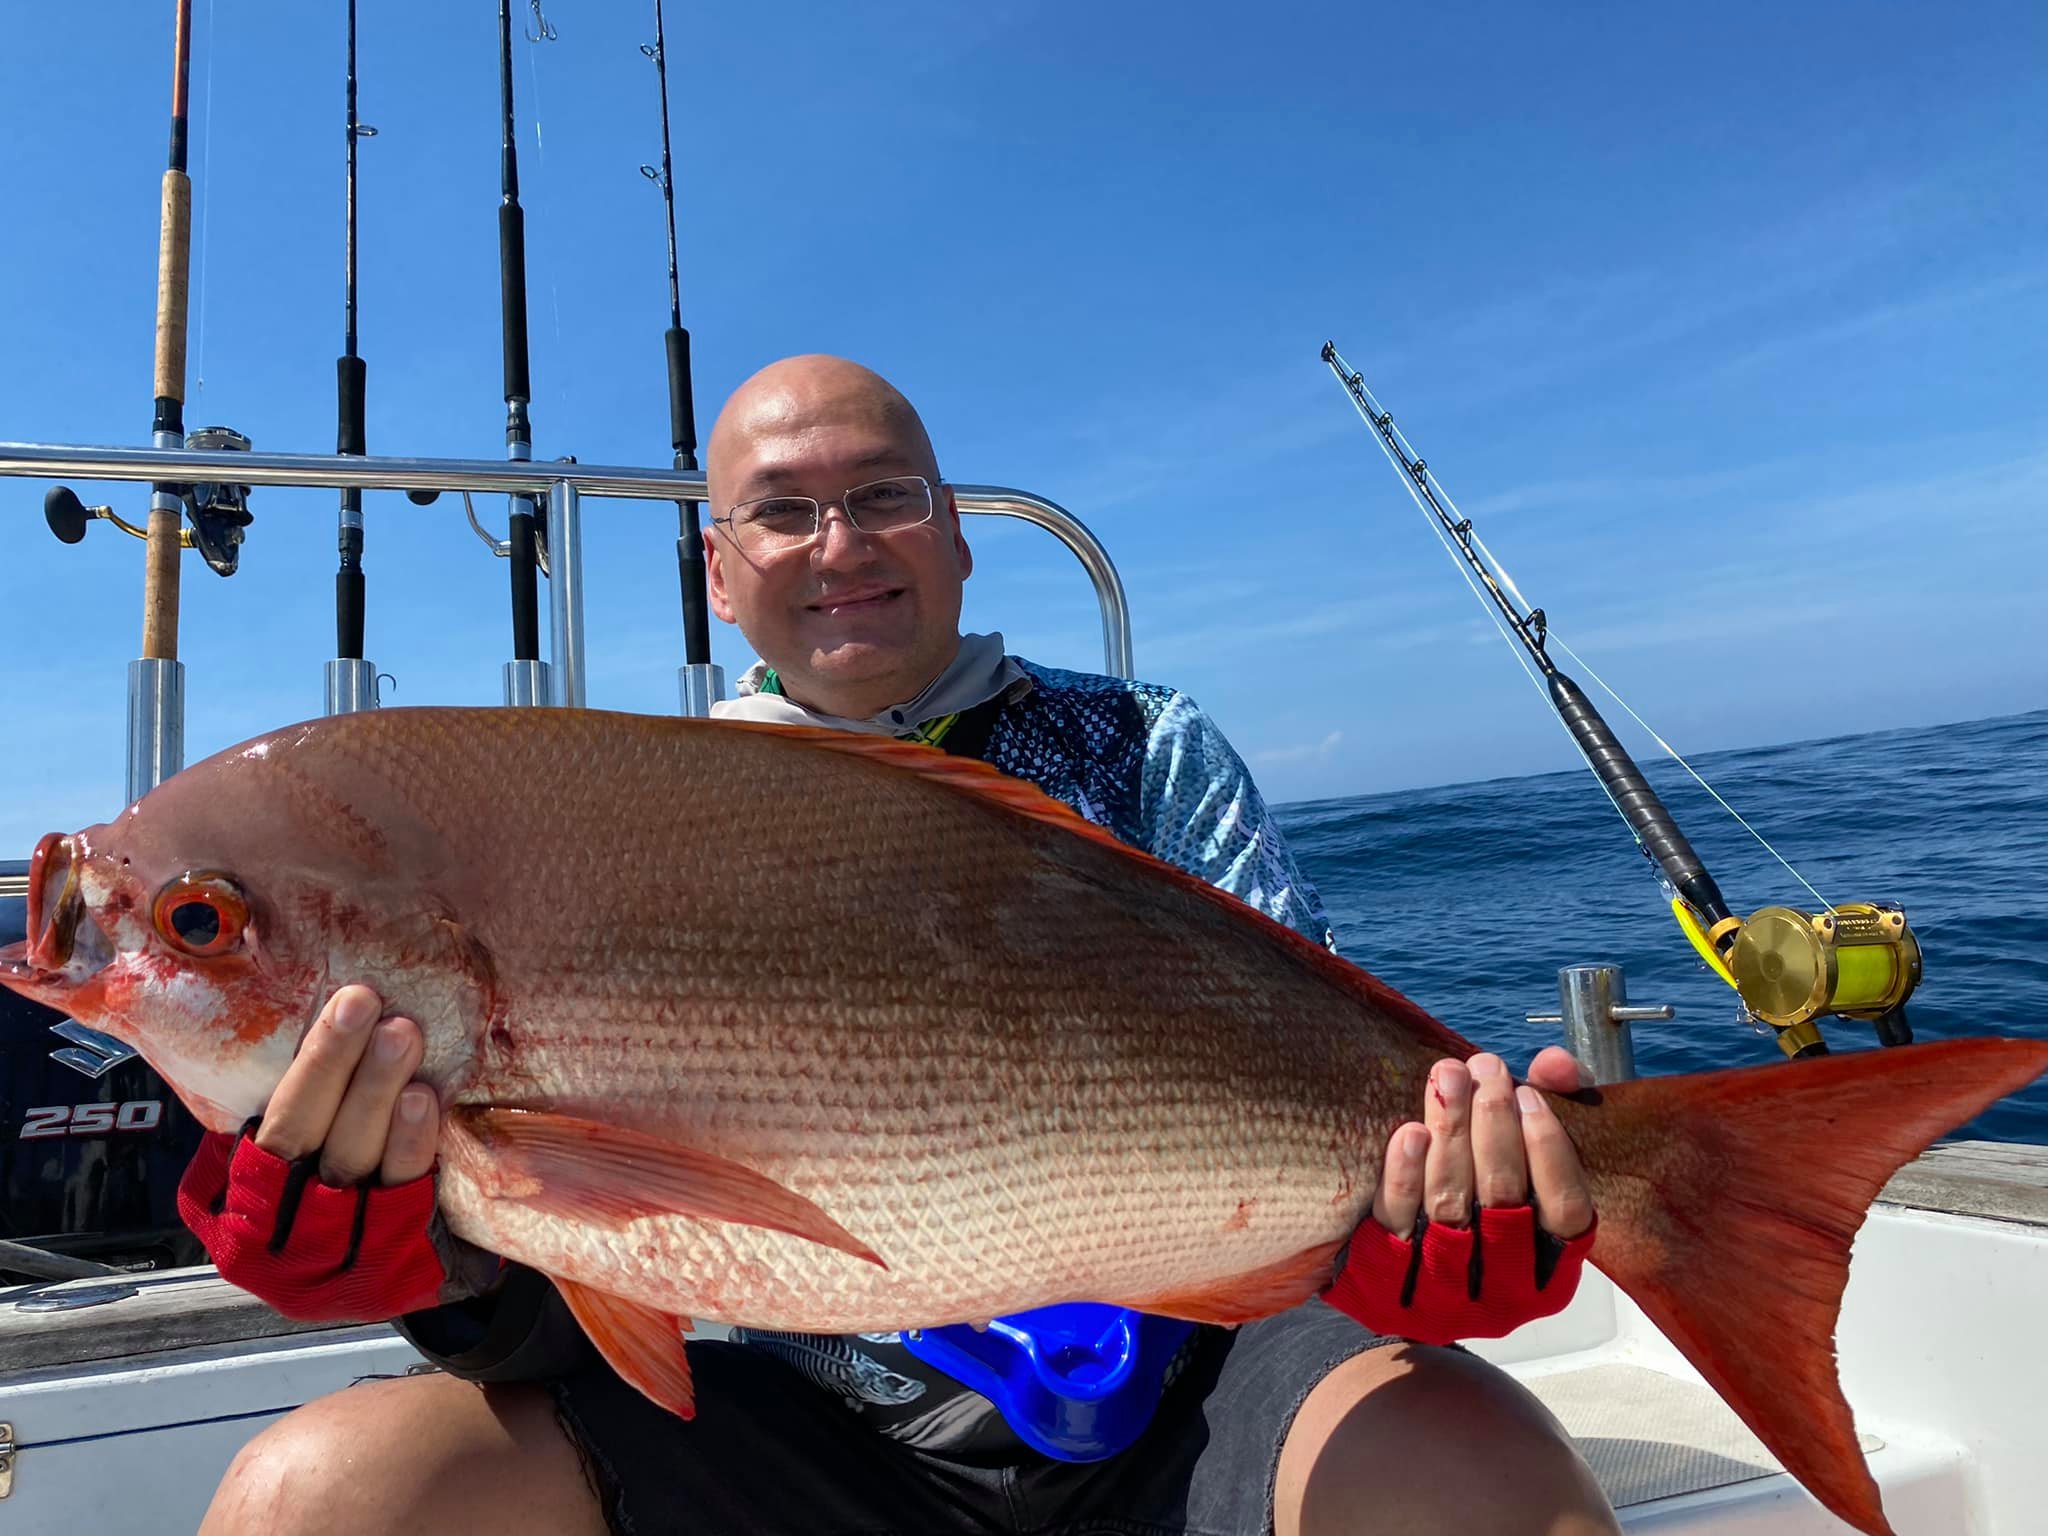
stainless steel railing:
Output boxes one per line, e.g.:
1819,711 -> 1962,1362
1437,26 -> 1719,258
1,440 -> 1135,787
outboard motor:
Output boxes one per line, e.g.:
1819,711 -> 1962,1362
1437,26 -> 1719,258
0,861 -> 207,1281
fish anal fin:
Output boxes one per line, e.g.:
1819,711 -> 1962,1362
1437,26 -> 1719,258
555,1277 -> 696,1420
1117,1238 -> 1346,1326
452,1107 -> 886,1269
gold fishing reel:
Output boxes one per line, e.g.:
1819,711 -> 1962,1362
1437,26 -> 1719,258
1677,900 -> 1921,1058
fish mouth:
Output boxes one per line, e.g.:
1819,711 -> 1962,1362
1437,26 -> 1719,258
8,833 -> 115,999
0,936 -> 102,1013
28,832 -> 84,970
0,938 -> 36,986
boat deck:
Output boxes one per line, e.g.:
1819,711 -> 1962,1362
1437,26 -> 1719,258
1490,1139 -> 2048,1532
0,1139 -> 2041,1532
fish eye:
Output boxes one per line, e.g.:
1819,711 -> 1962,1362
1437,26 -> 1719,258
152,873 -> 250,959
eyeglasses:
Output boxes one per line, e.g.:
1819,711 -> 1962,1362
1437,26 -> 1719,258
712,475 -> 939,553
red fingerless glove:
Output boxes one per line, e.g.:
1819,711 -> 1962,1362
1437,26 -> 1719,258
177,1127 -> 448,1323
1322,1205 -> 1596,1346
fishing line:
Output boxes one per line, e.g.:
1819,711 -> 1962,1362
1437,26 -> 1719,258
1334,382 -> 1541,689
521,8 -> 566,424
1546,634 -> 1836,912
1329,364 -> 1628,822
1394,417 -> 1837,911
1324,343 -> 1922,1059
1330,347 -> 1832,908
191,0 -> 217,395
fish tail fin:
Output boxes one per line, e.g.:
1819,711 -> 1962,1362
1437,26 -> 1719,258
1555,1036 -> 2048,1536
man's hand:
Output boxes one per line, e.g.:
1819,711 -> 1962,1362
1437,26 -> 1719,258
252,984 -> 439,1187
1369,1046 -> 1594,1244
177,985 -> 458,1323
1322,1047 -> 1599,1345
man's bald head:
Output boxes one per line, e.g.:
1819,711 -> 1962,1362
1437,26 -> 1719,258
701,354 -> 973,720
707,355 -> 939,512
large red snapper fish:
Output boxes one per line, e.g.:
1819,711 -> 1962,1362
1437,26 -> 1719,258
2,706 -> 2041,1536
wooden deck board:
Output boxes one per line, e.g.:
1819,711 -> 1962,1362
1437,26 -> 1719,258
1878,1138 -> 2048,1227
0,1269 -> 386,1374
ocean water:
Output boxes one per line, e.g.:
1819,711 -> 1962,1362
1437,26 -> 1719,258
1276,709 -> 2048,1145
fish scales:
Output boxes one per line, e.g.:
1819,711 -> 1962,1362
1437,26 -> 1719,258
107,709 -> 1402,1328
10,705 -> 2046,1535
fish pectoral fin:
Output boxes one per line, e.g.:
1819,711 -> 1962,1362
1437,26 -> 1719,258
452,1107 -> 886,1268
555,1278 -> 696,1420
1115,1238 -> 1346,1326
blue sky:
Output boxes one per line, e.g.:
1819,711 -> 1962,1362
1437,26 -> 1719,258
2,1 -> 2044,853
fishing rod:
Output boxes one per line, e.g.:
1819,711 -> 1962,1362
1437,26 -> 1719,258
1320,342 -> 1921,1060
497,0 -> 548,707
41,0 -> 254,800
640,0 -> 723,716
327,0 -> 379,715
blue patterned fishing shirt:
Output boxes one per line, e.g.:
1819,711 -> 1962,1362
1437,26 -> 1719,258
729,655 -> 1336,1450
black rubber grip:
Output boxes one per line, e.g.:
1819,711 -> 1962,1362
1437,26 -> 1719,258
665,327 -> 696,455
337,356 -> 367,457
337,569 -> 365,659
1548,672 -> 1732,926
499,205 -> 531,407
678,525 -> 711,666
508,507 -> 541,661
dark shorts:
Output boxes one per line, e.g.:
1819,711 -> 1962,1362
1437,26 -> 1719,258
548,1301 -> 1394,1536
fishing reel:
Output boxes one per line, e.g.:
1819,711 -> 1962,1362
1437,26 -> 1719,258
45,486 -> 190,550
41,424 -> 255,577
180,425 -> 255,576
1685,900 -> 1922,1058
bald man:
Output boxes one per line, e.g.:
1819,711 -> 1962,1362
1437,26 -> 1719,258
196,357 -> 1615,1536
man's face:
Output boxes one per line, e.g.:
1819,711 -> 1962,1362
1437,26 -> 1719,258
705,370 -> 973,719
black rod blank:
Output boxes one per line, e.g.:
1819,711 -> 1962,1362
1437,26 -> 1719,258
646,0 -> 710,667
336,0 -> 367,661
498,0 -> 540,663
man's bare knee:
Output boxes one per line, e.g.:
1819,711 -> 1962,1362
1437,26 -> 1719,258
1275,1343 -> 1619,1536
201,1370 -> 603,1536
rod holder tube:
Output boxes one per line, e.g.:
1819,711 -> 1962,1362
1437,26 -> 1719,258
547,480 -> 586,708
1529,964 -> 1673,1084
678,662 -> 726,718
127,657 -> 185,802
324,658 -> 380,715
503,659 -> 551,707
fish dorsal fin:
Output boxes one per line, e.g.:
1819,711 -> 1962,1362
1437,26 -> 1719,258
712,718 -> 1143,850
555,1277 -> 697,1420
710,718 -> 1479,1061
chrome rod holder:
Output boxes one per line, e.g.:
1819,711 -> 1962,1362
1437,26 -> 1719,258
547,480 -> 586,708
1527,964 -> 1674,1084
503,659 -> 552,707
323,657 -> 382,715
678,662 -> 726,718
126,657 -> 185,802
